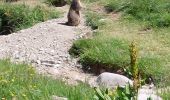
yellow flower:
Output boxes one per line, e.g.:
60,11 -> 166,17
10,91 -> 15,97
11,79 -> 15,82
33,85 -> 37,88
22,94 -> 26,97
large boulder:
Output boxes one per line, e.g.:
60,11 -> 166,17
96,72 -> 133,89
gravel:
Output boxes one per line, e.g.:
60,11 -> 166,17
0,6 -> 95,85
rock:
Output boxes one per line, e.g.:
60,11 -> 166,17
13,51 -> 20,59
47,68 -> 59,75
138,85 -> 162,100
88,77 -> 98,87
52,95 -> 68,100
96,72 -> 133,89
56,61 -> 62,64
36,60 -> 41,65
54,64 -> 61,68
138,94 -> 162,100
73,75 -> 85,82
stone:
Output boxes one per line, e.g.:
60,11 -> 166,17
54,64 -> 61,68
74,75 -> 85,82
138,94 -> 162,100
36,60 -> 41,65
56,61 -> 62,64
52,95 -> 68,100
138,85 -> 162,100
96,72 -> 133,89
13,51 -> 20,59
47,68 -> 59,75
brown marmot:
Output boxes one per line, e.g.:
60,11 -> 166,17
67,0 -> 82,26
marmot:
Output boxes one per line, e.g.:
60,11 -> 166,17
67,0 -> 82,26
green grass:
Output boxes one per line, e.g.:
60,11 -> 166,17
104,0 -> 170,28
0,59 -> 94,100
70,11 -> 166,83
70,37 -> 130,68
161,91 -> 170,100
70,1 -> 170,85
0,3 -> 60,34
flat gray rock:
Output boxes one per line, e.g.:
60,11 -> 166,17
96,72 -> 133,88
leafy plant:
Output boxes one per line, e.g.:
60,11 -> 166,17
129,41 -> 140,93
94,84 -> 136,100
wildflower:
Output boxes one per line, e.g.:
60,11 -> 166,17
11,79 -> 15,82
33,85 -> 37,88
22,94 -> 26,97
10,91 -> 15,97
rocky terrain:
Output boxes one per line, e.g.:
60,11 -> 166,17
0,6 -> 95,85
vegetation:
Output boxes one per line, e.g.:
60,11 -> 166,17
70,0 -> 170,86
161,90 -> 170,100
5,0 -> 19,2
104,0 -> 170,28
129,42 -> 140,95
93,45 -> 140,100
70,12 -> 165,85
0,3 -> 60,35
0,59 -> 94,100
85,12 -> 107,30
94,84 -> 136,100
45,0 -> 71,7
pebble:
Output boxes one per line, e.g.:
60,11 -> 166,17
54,64 -> 60,68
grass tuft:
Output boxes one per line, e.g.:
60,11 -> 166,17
0,3 -> 60,35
